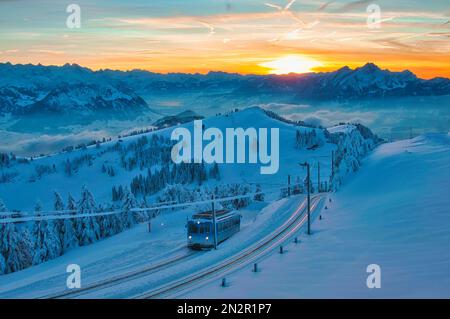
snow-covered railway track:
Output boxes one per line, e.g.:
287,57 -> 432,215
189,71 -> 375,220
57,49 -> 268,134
41,249 -> 199,299
134,195 -> 324,299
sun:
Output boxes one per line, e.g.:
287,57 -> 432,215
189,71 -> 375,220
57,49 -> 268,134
260,55 -> 322,75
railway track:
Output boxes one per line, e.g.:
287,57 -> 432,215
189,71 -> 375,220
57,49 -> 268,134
134,195 -> 324,299
41,248 -> 198,299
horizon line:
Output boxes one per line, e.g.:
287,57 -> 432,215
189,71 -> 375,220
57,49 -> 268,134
2,61 -> 447,81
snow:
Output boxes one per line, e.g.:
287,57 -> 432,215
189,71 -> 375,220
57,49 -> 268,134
327,124 -> 356,134
185,133 -> 450,298
0,107 -> 337,212
0,106 -> 377,291
0,196 -> 308,298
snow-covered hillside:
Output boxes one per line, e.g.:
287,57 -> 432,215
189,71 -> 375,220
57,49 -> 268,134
0,107 -> 378,275
187,133 -> 450,298
0,107 -> 377,211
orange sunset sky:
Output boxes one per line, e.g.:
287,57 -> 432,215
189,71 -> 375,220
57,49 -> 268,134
1,0 -> 449,79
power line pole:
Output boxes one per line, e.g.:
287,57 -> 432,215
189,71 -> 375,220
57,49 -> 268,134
287,174 -> 291,197
212,194 -> 217,250
317,162 -> 320,193
300,162 -> 311,235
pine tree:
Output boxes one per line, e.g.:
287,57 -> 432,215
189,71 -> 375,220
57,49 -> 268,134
121,187 -> 138,228
54,191 -> 64,211
77,186 -> 100,245
0,250 -> 5,274
209,163 -> 220,180
0,199 -> 6,216
0,199 -> 8,274
254,184 -> 265,201
98,206 -> 112,238
31,201 -> 62,265
0,201 -> 32,273
295,130 -> 301,148
67,194 -> 76,211
1,222 -> 31,272
54,192 -> 79,252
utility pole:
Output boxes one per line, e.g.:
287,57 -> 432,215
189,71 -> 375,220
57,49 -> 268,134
300,162 -> 311,235
212,194 -> 217,250
317,162 -> 321,193
287,175 -> 291,197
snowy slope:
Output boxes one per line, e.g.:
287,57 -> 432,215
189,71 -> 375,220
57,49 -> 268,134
186,133 -> 450,298
0,106 -> 378,278
0,197 -> 304,298
0,107 -> 343,211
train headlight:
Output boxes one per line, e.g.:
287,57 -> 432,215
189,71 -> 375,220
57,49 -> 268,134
188,235 -> 192,240
205,236 -> 209,241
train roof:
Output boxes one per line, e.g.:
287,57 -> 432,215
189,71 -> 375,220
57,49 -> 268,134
189,210 -> 239,222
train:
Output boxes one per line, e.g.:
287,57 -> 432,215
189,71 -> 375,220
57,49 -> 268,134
187,210 -> 241,249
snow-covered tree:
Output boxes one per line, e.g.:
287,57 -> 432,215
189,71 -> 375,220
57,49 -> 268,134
67,193 -> 76,211
0,199 -> 7,274
254,184 -> 265,201
121,187 -> 139,228
209,163 -> 220,180
77,186 -> 100,245
54,191 -> 64,211
0,199 -> 6,217
1,222 -> 32,272
31,201 -> 62,265
53,191 -> 79,252
0,251 -> 5,275
0,200 -> 33,273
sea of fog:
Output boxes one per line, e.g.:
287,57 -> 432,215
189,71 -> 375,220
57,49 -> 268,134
258,95 -> 450,142
1,95 -> 449,157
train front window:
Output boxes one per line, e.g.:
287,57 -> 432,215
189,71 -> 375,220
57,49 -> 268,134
199,223 -> 211,234
188,223 -> 198,233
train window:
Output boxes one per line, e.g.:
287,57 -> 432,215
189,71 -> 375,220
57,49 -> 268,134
199,223 -> 210,234
188,223 -> 197,233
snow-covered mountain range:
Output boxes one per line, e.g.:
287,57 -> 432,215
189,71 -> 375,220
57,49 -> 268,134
0,62 -> 449,116
0,63 -> 148,116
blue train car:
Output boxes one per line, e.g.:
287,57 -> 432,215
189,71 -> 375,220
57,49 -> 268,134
187,210 -> 241,249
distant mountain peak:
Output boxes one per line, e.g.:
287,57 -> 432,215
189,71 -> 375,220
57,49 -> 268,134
337,66 -> 351,73
356,63 -> 381,73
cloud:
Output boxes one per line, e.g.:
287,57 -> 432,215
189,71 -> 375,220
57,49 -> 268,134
29,49 -> 66,55
334,0 -> 375,13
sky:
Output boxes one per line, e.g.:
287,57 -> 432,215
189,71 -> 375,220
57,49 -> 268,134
0,0 -> 449,78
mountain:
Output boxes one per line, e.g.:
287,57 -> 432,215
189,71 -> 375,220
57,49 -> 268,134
11,83 -> 148,116
0,63 -> 149,116
0,62 -> 449,117
301,63 -> 450,99
232,63 -> 450,99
